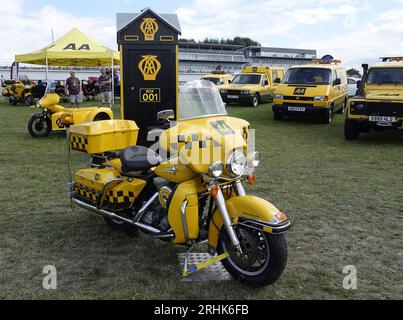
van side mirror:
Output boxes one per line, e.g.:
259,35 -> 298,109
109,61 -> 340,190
264,80 -> 269,86
333,78 -> 341,86
356,80 -> 362,89
274,78 -> 281,84
228,80 -> 232,84
362,64 -> 369,71
157,109 -> 175,123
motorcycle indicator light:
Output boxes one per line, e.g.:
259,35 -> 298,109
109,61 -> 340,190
274,211 -> 287,222
209,184 -> 219,197
247,175 -> 255,185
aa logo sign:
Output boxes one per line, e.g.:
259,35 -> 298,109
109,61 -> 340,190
138,55 -> 161,81
140,18 -> 159,41
63,43 -> 90,51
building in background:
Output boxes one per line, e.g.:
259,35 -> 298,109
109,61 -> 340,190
0,42 -> 316,83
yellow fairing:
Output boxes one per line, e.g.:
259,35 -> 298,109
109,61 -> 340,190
208,195 -> 283,248
160,116 -> 250,175
155,158 -> 197,184
168,178 -> 206,244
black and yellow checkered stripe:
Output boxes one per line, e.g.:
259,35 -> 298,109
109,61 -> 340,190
107,189 -> 136,207
74,184 -> 98,201
70,134 -> 88,152
170,134 -> 221,151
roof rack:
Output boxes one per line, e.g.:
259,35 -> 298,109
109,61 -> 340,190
380,57 -> 403,62
311,59 -> 341,65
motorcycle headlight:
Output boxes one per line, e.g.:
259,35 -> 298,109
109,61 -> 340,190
227,150 -> 247,177
275,94 -> 283,100
209,161 -> 224,178
314,95 -> 325,101
248,151 -> 260,168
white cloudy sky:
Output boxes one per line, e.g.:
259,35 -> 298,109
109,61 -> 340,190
0,0 -> 402,69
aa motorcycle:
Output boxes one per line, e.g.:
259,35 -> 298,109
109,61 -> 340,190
67,80 -> 291,287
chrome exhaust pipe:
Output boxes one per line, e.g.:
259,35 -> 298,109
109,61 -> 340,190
71,198 -> 173,238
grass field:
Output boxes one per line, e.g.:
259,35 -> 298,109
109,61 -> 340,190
0,97 -> 402,300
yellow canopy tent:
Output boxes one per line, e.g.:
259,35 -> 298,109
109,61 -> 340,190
15,27 -> 119,67
15,28 -> 120,102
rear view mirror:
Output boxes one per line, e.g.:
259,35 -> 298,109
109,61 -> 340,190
362,64 -> 369,71
274,78 -> 281,84
157,109 -> 175,123
264,80 -> 269,86
333,78 -> 341,86
356,80 -> 362,89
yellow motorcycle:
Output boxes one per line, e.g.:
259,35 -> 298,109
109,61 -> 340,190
68,80 -> 291,287
28,84 -> 113,138
8,76 -> 35,106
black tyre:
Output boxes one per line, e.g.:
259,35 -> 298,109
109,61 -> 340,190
217,225 -> 288,287
9,97 -> 17,105
344,119 -> 360,140
273,112 -> 283,121
321,106 -> 333,124
251,94 -> 259,107
93,113 -> 111,121
28,114 -> 51,137
25,95 -> 34,106
103,212 -> 138,237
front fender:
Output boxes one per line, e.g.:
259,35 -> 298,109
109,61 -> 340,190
208,195 -> 291,249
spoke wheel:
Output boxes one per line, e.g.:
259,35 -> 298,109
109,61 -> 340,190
217,225 -> 288,287
28,114 -> 51,137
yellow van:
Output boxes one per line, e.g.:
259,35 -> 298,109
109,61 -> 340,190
220,66 -> 285,107
345,57 -> 403,139
272,59 -> 348,123
201,71 -> 233,88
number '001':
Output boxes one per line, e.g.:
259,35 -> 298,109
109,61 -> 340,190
143,93 -> 158,102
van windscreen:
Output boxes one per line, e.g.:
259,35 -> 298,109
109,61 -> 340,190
283,68 -> 331,85
232,74 -> 261,84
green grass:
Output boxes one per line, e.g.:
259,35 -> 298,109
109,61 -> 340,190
0,98 -> 402,299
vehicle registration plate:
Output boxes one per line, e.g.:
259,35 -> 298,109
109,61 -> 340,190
288,106 -> 306,112
227,95 -> 239,99
369,116 -> 396,123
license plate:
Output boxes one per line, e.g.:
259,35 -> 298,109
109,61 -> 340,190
288,106 -> 305,112
369,116 -> 396,123
227,95 -> 239,99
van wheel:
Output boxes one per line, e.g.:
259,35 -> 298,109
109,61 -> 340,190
344,119 -> 360,140
273,112 -> 283,121
251,94 -> 259,107
321,106 -> 333,124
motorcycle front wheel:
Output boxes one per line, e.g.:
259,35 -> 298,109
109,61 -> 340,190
217,225 -> 287,287
28,114 -> 51,137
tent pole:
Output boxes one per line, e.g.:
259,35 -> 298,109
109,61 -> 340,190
45,57 -> 49,81
111,55 -> 114,109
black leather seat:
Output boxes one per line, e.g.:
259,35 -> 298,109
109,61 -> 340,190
120,146 -> 162,172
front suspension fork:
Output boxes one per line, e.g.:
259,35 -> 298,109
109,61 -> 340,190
214,181 -> 246,253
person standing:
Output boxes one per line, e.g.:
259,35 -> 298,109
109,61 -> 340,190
65,71 -> 82,107
99,68 -> 112,108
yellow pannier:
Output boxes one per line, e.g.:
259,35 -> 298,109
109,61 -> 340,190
69,120 -> 139,154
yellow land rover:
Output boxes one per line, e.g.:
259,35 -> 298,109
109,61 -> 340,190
219,66 -> 285,107
272,59 -> 348,123
201,71 -> 233,88
344,57 -> 403,139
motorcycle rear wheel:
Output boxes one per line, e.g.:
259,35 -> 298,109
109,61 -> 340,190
103,212 -> 138,237
217,225 -> 287,287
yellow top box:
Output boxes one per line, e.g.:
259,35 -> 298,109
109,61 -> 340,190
69,119 -> 139,154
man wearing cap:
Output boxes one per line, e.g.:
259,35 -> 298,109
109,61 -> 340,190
65,71 -> 82,107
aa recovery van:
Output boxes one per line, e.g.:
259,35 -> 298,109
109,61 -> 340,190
219,66 -> 285,107
344,57 -> 403,139
272,59 -> 348,123
201,70 -> 233,88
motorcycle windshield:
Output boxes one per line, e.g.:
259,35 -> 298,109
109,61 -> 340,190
179,80 -> 227,120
